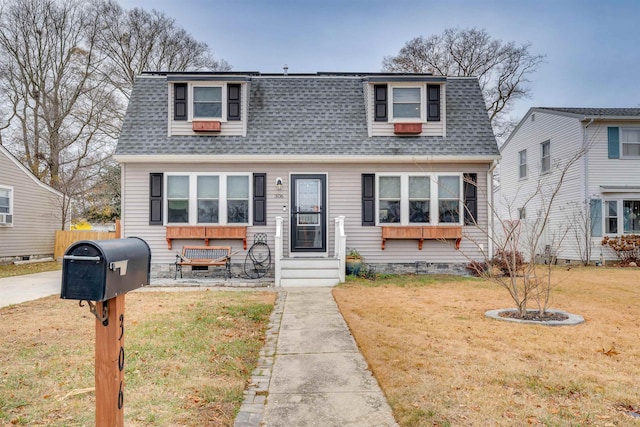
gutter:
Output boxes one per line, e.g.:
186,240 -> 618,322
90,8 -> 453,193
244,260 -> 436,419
114,154 -> 502,164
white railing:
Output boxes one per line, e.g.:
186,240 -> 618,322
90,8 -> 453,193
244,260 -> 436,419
274,216 -> 283,287
334,216 -> 346,283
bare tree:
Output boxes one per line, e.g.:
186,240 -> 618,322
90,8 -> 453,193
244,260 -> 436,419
94,0 -> 231,100
0,0 -> 232,229
464,144 -> 590,317
0,0 -> 118,229
382,28 -> 545,139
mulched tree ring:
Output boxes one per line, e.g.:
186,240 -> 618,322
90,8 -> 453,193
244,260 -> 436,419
485,309 -> 585,326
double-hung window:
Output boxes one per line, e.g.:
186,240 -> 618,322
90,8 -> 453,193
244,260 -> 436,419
379,176 -> 401,223
0,186 -> 12,225
621,128 -> 640,158
623,200 -> 640,233
377,174 -> 461,225
166,173 -> 250,225
192,86 -> 222,119
409,176 -> 430,223
518,149 -> 527,179
391,87 -> 422,121
438,176 -> 460,223
541,140 -> 551,173
605,201 -> 618,234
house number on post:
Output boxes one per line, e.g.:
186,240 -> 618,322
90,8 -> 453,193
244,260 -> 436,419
118,313 -> 125,410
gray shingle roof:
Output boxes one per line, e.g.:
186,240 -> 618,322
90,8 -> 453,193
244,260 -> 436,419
537,107 -> 640,117
116,74 -> 499,158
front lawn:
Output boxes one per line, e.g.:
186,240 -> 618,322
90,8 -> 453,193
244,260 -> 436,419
0,290 -> 275,426
334,267 -> 640,426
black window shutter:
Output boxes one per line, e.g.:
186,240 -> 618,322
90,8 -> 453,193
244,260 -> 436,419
427,84 -> 440,121
463,173 -> 477,225
149,173 -> 164,225
173,83 -> 187,121
362,174 -> 376,226
374,85 -> 387,122
253,173 -> 267,226
227,84 -> 241,121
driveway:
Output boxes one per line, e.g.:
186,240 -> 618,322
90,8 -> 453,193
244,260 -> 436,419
0,270 -> 62,308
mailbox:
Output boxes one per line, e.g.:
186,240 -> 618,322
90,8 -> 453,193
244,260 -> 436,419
61,237 -> 151,302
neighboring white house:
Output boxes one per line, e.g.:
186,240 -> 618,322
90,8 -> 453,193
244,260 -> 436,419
497,107 -> 640,263
0,144 -> 65,262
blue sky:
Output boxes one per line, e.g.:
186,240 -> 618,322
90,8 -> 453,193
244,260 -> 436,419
121,0 -> 640,122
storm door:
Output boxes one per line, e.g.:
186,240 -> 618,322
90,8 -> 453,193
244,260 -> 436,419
291,174 -> 327,252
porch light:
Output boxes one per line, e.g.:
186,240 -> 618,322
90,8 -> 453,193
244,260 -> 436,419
275,177 -> 283,191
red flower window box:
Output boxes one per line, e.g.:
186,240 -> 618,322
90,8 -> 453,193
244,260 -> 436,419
394,123 -> 422,135
192,120 -> 221,132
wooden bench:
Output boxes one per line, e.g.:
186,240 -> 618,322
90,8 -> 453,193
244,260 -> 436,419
381,226 -> 462,250
166,226 -> 247,250
175,246 -> 231,279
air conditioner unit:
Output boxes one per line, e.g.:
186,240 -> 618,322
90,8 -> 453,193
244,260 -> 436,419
0,213 -> 12,225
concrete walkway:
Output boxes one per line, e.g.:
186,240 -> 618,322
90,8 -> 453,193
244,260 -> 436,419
236,287 -> 398,427
0,270 -> 61,308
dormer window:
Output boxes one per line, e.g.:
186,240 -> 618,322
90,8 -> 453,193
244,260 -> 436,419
392,87 -> 421,120
193,86 -> 222,118
173,82 -> 242,123
373,83 -> 441,124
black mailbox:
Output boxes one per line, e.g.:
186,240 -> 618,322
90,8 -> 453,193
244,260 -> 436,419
61,237 -> 151,302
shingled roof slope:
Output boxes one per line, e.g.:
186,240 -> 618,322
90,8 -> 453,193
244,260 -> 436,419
116,74 -> 499,157
537,107 -> 640,117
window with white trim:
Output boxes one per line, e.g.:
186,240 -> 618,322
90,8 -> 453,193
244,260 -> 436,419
605,200 -> 617,234
391,87 -> 421,120
166,173 -> 251,225
191,84 -> 224,120
541,140 -> 551,173
377,174 -> 462,225
518,149 -> 527,179
623,200 -> 640,233
438,176 -> 460,223
604,199 -> 640,234
621,127 -> 640,158
0,186 -> 13,225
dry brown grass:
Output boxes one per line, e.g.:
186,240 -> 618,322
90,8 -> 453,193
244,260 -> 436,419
0,290 -> 275,426
334,267 -> 640,426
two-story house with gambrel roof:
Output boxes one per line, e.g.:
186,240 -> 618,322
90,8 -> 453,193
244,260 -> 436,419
115,72 -> 500,285
498,107 -> 640,264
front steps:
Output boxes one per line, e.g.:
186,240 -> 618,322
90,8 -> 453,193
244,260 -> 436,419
279,257 -> 341,287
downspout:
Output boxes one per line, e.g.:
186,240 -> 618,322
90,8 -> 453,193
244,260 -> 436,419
583,118 -> 594,203
582,118 -> 594,263
487,159 -> 499,259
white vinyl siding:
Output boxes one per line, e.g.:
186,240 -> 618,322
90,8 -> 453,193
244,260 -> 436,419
121,162 -> 490,267
497,111 -> 584,261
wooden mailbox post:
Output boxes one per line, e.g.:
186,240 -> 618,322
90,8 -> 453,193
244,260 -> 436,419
61,238 -> 150,426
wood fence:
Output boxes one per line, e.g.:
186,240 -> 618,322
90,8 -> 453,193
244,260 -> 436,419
54,221 -> 121,260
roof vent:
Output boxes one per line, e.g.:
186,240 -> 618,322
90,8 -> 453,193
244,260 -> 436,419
283,64 -> 288,75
